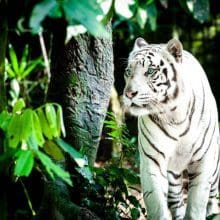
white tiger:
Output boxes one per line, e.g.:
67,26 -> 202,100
122,38 -> 220,220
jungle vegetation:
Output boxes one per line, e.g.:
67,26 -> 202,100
0,0 -> 219,219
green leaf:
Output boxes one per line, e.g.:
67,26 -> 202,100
29,0 -> 57,33
20,109 -> 32,141
123,169 -> 140,185
62,0 -> 109,38
5,59 -> 16,78
43,140 -> 65,161
136,7 -> 148,29
13,98 -> 26,113
146,2 -> 157,31
45,104 -> 58,137
14,150 -> 34,176
37,108 -> 53,139
20,59 -> 42,79
102,0 -> 115,25
36,151 -> 72,186
32,111 -> 45,146
8,44 -> 19,75
0,149 -> 16,162
48,3 -> 63,18
19,45 -> 29,74
128,195 -> 141,208
7,114 -> 22,148
192,0 -> 210,23
115,0 -> 134,19
131,207 -> 140,219
56,138 -> 87,167
27,133 -> 39,150
0,111 -> 12,131
76,166 -> 94,184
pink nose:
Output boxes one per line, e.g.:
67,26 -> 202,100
125,90 -> 138,99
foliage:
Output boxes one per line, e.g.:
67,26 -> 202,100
6,44 -> 43,81
113,0 -> 210,39
73,112 -> 144,219
28,0 -> 211,41
0,99 -> 94,188
5,44 -> 45,106
29,0 -> 109,37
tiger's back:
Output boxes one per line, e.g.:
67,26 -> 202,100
123,38 -> 220,220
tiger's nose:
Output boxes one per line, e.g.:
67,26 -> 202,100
125,90 -> 138,99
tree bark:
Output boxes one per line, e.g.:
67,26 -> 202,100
48,23 -> 114,165
36,22 -> 114,219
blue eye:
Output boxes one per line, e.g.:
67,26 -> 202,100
125,68 -> 131,77
145,67 -> 157,76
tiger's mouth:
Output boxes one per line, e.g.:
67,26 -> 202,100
131,103 -> 140,107
131,103 -> 148,108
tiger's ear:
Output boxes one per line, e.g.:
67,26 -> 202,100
167,39 -> 183,63
133,37 -> 148,51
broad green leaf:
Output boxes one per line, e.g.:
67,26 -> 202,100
44,140 -> 65,161
14,150 -> 34,176
56,138 -> 87,167
7,114 -> 22,148
136,7 -> 147,29
32,111 -> 45,146
0,111 -> 11,131
45,104 -> 58,137
191,0 -> 210,23
8,44 -> 19,75
48,3 -> 62,18
62,0 -> 109,38
27,133 -> 39,150
20,109 -> 32,140
13,98 -> 26,113
36,151 -> 72,186
37,108 -> 53,139
56,106 -> 66,137
115,0 -> 134,19
29,0 -> 57,33
146,2 -> 157,31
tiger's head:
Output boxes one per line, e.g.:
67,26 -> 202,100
122,38 -> 183,116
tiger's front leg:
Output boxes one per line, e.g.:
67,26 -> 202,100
185,153 -> 215,220
139,143 -> 170,220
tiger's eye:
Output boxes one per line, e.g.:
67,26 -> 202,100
148,68 -> 155,75
145,67 -> 156,76
125,69 -> 131,77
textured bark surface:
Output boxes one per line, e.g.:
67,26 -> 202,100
37,23 -> 114,219
48,24 -> 114,165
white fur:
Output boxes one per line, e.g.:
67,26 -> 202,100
123,39 -> 220,220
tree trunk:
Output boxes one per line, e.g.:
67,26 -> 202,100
35,22 -> 114,219
48,23 -> 114,165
